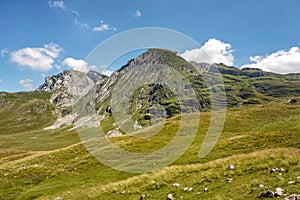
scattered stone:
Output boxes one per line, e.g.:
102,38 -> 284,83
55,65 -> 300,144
227,164 -> 235,170
54,197 -> 62,200
284,194 -> 300,200
140,194 -> 148,199
297,176 -> 300,179
166,194 -> 174,200
196,192 -> 201,195
204,187 -> 208,192
259,184 -> 265,188
288,181 -> 295,185
183,187 -> 192,192
270,167 -> 278,173
259,190 -> 274,198
156,182 -> 161,189
226,178 -> 233,183
172,183 -> 180,187
290,98 -> 299,105
280,168 -> 285,172
274,188 -> 284,197
121,191 -> 126,195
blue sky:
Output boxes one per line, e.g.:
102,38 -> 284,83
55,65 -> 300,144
1,0 -> 300,91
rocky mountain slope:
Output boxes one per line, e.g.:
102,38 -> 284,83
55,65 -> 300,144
37,48 -> 300,130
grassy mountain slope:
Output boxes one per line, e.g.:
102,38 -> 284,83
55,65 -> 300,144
0,91 -> 80,161
0,99 -> 299,199
95,49 -> 300,131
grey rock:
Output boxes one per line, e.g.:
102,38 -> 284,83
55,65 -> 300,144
274,187 -> 284,197
259,190 -> 274,198
284,194 -> 300,200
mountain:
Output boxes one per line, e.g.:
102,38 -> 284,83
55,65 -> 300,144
37,48 -> 300,130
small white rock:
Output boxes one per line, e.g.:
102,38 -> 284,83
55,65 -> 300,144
167,194 -> 174,200
259,184 -> 264,188
172,183 -> 180,187
226,178 -> 233,182
228,164 -> 235,170
204,187 -> 208,192
275,188 -> 284,196
288,181 -> 295,185
280,168 -> 285,172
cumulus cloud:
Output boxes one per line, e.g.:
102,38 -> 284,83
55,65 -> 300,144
93,20 -> 117,32
241,47 -> 300,74
10,43 -> 63,71
19,79 -> 34,90
0,79 -> 2,84
63,57 -> 96,72
74,19 -> 90,29
48,1 -> 79,16
133,10 -> 142,17
48,1 -> 66,10
1,48 -> 8,58
181,38 -> 234,66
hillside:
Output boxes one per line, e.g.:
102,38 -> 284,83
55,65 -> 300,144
0,48 -> 300,199
0,99 -> 300,199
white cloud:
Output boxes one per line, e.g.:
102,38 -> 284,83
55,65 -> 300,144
0,79 -> 2,84
0,48 -> 8,58
10,43 -> 63,71
63,57 -> 96,72
93,20 -> 117,32
74,19 -> 90,29
48,1 -> 79,16
19,79 -> 34,90
241,47 -> 300,74
133,10 -> 142,17
48,1 -> 66,10
70,9 -> 79,16
181,38 -> 234,66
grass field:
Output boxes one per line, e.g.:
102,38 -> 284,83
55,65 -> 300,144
0,97 -> 299,199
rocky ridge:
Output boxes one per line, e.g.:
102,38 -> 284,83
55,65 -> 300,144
38,48 -> 300,130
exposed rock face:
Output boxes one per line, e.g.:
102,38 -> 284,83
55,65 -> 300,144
38,70 -> 106,108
